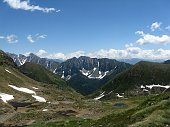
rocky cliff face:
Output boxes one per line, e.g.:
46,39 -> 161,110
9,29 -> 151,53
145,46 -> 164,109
53,56 -> 131,80
7,53 -> 60,72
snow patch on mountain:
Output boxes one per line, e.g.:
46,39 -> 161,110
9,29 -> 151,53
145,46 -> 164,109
143,89 -> 149,92
93,67 -> 97,71
140,84 -> 170,93
80,66 -> 110,79
66,75 -> 71,81
146,84 -> 170,89
94,92 -> 105,100
116,93 -> 124,98
42,109 -> 48,112
19,58 -> 27,66
5,69 -> 12,74
140,85 -> 145,89
98,71 -> 109,79
61,71 -> 65,79
8,84 -> 47,103
0,93 -> 14,103
32,87 -> 39,90
32,95 -> 46,102
8,85 -> 36,94
53,68 -> 57,74
80,68 -> 90,76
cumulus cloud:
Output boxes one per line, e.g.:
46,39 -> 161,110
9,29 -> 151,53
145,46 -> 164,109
27,34 -> 47,43
66,51 -> 85,59
150,22 -> 162,31
36,49 -> 47,57
37,50 -> 85,60
27,35 -> 34,43
3,0 -> 60,13
0,34 -> 18,43
24,52 -> 31,56
47,53 -> 66,60
33,48 -> 170,60
135,31 -> 170,45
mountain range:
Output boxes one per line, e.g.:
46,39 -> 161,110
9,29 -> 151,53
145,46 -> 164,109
8,53 -> 131,95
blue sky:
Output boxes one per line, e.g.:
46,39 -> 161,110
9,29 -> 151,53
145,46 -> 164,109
0,0 -> 170,60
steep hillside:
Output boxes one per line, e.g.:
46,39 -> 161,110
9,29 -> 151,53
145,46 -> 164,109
100,61 -> 170,96
92,92 -> 170,127
0,51 -> 84,126
19,62 -> 66,87
0,50 -> 17,68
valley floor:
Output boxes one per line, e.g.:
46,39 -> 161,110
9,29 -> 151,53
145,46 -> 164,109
2,93 -> 169,127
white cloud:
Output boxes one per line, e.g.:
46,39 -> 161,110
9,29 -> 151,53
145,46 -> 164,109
47,53 -> 66,60
66,51 -> 85,59
37,50 -> 85,60
165,26 -> 170,31
135,31 -> 144,35
150,22 -> 162,31
24,52 -> 31,56
38,34 -> 47,39
27,34 -> 47,43
33,48 -> 170,60
135,31 -> 170,45
3,0 -> 60,13
0,34 -> 18,43
27,35 -> 34,43
36,49 -> 47,57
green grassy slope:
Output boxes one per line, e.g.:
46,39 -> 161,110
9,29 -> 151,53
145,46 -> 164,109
19,62 -> 66,87
0,50 -> 84,126
29,92 -> 170,127
0,50 -> 17,68
0,52 -> 82,103
101,61 -> 170,94
92,92 -> 170,127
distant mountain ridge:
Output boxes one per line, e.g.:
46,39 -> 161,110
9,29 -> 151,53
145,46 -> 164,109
7,53 -> 61,72
8,53 -> 131,80
119,58 -> 164,64
55,56 -> 131,80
